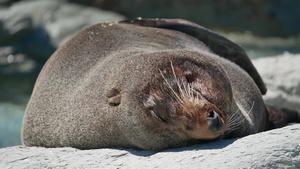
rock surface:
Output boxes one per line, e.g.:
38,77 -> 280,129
1,54 -> 300,168
0,0 -> 125,75
1,124 -> 299,169
253,53 -> 300,111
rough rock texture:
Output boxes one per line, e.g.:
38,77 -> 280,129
253,53 -> 300,111
1,54 -> 300,168
1,124 -> 300,169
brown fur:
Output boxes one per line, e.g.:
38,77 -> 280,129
141,60 -> 231,140
266,104 -> 300,128
22,19 -> 291,151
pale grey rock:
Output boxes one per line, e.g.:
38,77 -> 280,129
0,124 -> 299,169
0,0 -> 125,47
0,0 -> 125,75
253,53 -> 300,111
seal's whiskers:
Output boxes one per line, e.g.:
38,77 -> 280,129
158,68 -> 188,112
226,101 -> 255,133
226,109 -> 245,133
170,62 -> 188,102
159,62 -> 207,116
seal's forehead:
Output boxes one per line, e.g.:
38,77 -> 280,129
119,18 -> 267,95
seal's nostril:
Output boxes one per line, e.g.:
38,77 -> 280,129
207,110 -> 217,119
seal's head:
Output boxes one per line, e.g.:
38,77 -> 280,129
142,59 -> 232,140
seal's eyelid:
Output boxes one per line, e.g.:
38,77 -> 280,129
150,109 -> 165,122
202,95 -> 214,104
192,88 -> 214,104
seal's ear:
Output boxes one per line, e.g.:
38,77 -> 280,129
119,18 -> 267,95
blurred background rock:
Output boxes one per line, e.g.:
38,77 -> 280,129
69,0 -> 300,37
0,0 -> 299,148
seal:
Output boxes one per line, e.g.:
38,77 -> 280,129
22,18 -> 300,151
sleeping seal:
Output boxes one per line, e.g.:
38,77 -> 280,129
22,18 -> 300,151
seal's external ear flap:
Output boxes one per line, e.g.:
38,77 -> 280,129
119,18 -> 267,95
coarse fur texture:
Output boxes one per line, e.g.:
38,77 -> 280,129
22,19 -> 292,151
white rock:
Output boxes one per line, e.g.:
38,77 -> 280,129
252,53 -> 300,111
0,124 -> 299,169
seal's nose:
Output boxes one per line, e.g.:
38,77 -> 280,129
206,111 -> 224,135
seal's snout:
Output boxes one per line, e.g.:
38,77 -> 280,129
207,111 -> 224,135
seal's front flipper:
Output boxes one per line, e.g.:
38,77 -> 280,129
266,104 -> 300,129
119,18 -> 267,95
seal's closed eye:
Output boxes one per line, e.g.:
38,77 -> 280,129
150,109 -> 165,122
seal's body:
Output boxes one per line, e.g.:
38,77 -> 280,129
22,19 -> 296,151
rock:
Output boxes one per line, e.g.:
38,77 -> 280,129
0,124 -> 299,168
68,0 -> 300,37
4,15 -> 33,43
0,0 -> 125,75
0,0 -> 19,6
253,53 -> 300,111
1,0 -> 125,47
0,20 -> 8,44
